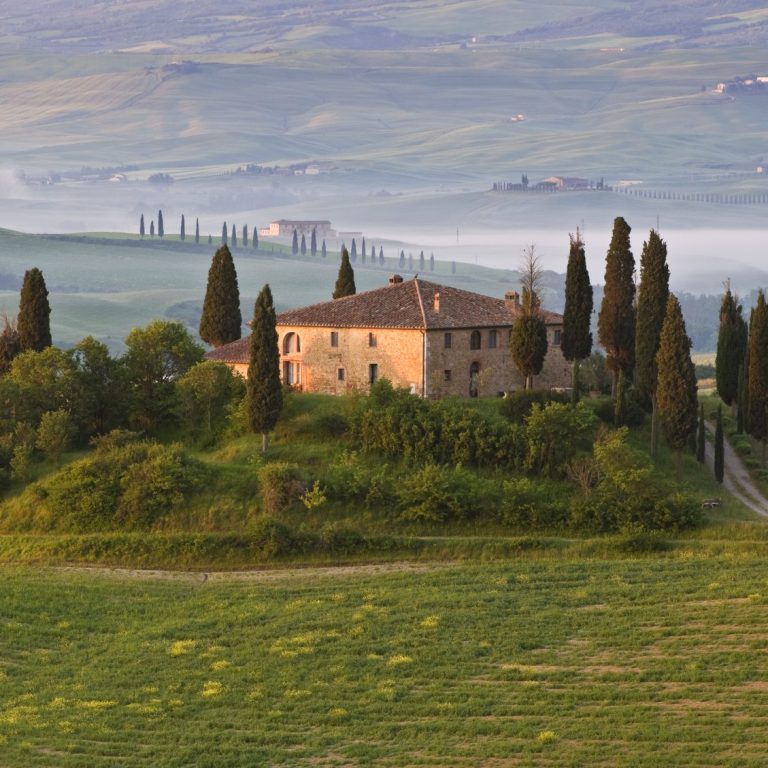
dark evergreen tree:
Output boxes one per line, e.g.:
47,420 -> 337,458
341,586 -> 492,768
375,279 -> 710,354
634,229 -> 669,457
656,293 -> 698,476
333,247 -> 356,299
361,238 -> 366,262
419,251 -> 425,271
157,210 -> 164,238
199,245 -> 242,348
18,268 -> 52,352
150,220 -> 155,237
748,290 -> 768,464
321,240 -> 327,258
716,283 -> 748,408
737,360 -> 747,434
430,253 -> 435,272
408,253 -> 413,270
300,233 -> 306,256
0,314 -> 20,375
292,229 -> 299,255
180,214 -> 186,241
597,216 -> 635,397
231,224 -> 237,248
253,228 -> 258,249
561,231 -> 593,403
399,250 -> 405,269
714,406 -> 724,483
208,234 -> 212,245
140,214 -> 145,238
379,247 -> 384,266
195,218 -> 200,244
247,284 -> 282,453
696,402 -> 705,463
510,248 -> 548,390
242,224 -> 248,247
350,239 -> 357,263
311,229 -> 317,257
222,222 -> 228,245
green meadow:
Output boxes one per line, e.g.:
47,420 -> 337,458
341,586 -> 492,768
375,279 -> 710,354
3,556 -> 768,766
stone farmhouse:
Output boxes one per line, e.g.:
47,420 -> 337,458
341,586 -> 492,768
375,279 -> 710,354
206,275 -> 570,398
259,219 -> 336,242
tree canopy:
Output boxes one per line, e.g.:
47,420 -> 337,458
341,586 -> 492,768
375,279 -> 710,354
716,283 -> 748,406
18,268 -> 52,353
199,245 -> 242,348
333,246 -> 356,299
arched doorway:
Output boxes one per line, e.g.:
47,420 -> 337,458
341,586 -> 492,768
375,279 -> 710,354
282,332 -> 301,354
469,361 -> 480,398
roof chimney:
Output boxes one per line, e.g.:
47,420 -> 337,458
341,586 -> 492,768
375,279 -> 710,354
433,292 -> 440,312
389,274 -> 404,285
505,290 -> 520,309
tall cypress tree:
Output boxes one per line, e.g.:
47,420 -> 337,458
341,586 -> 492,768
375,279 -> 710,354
247,284 -> 282,453
656,293 -> 698,476
321,240 -> 327,258
561,231 -> 593,403
300,234 -> 307,256
253,228 -> 259,249
430,253 -> 435,272
311,229 -> 317,256
231,224 -> 237,248
158,210 -> 164,238
140,214 -> 145,238
150,221 -> 155,237
333,247 -> 356,299
195,218 -> 200,244
419,251 -> 425,271
748,289 -> 768,464
242,224 -> 248,247
222,222 -> 228,245
180,214 -> 186,241
379,247 -> 384,266
696,402 -> 705,463
634,229 -> 669,457
716,283 -> 748,409
510,247 -> 548,390
18,268 -> 52,352
208,234 -> 212,245
400,250 -> 405,269
362,238 -> 366,262
292,230 -> 299,255
199,245 -> 242,348
597,216 -> 635,397
714,405 -> 724,483
350,239 -> 357,263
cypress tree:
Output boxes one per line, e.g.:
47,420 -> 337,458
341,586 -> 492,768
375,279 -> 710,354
300,234 -> 306,256
716,283 -> 748,408
748,290 -> 768,464
333,247 -> 356,299
400,250 -> 405,269
199,245 -> 242,348
18,268 -> 52,352
180,214 -> 186,241
253,228 -> 258,249
451,260 -> 456,275
222,222 -> 228,245
321,240 -> 327,258
737,361 -> 746,434
696,402 -> 705,463
656,293 -> 698,476
195,218 -> 200,244
311,229 -> 317,256
430,253 -> 435,272
379,247 -> 384,266
634,229 -> 669,457
242,224 -> 248,248
150,221 -> 155,237
561,231 -> 593,403
419,251 -> 425,271
597,216 -> 635,397
0,314 -> 20,375
140,214 -> 145,238
408,253 -> 413,271
247,284 -> 282,453
510,248 -> 548,390
714,405 -> 724,483
158,210 -> 164,238
292,230 -> 299,255
208,234 -> 212,245
231,224 -> 237,248
361,238 -> 366,262
350,239 -> 357,263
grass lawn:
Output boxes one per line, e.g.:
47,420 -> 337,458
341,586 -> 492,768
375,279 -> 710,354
2,556 -> 768,766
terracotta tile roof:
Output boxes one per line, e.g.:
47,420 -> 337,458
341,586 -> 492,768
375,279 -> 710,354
205,336 -> 250,363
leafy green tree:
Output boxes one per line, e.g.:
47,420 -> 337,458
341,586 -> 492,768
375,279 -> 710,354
333,247 -> 356,299
748,289 -> 768,464
561,231 -> 593,403
123,321 -> 203,431
36,409 -> 74,466
510,247 -> 547,389
656,294 -> 698,475
222,222 -> 228,245
716,283 -> 748,408
300,233 -> 306,256
140,214 -> 145,238
634,229 -> 669,456
597,216 -> 635,397
525,401 -> 595,477
242,224 -> 248,247
310,229 -> 317,256
195,218 -> 200,244
321,240 -> 326,258
247,285 -> 282,452
157,209 -> 164,238
714,405 -> 724,483
231,224 -> 237,248
18,268 -> 51,352
199,245 -> 242,347
180,214 -> 185,241
0,315 -> 20,375
696,402 -> 705,463
292,229 -> 298,255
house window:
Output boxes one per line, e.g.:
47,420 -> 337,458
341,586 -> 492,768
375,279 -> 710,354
337,368 -> 345,381
369,363 -> 378,385
470,330 -> 481,350
444,332 -> 452,349
282,332 -> 300,354
553,329 -> 562,346
444,370 -> 452,382
330,331 -> 339,347
369,332 -> 377,348
489,329 -> 498,349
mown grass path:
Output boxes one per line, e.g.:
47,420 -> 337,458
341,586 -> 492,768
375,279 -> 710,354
2,557 -> 768,766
